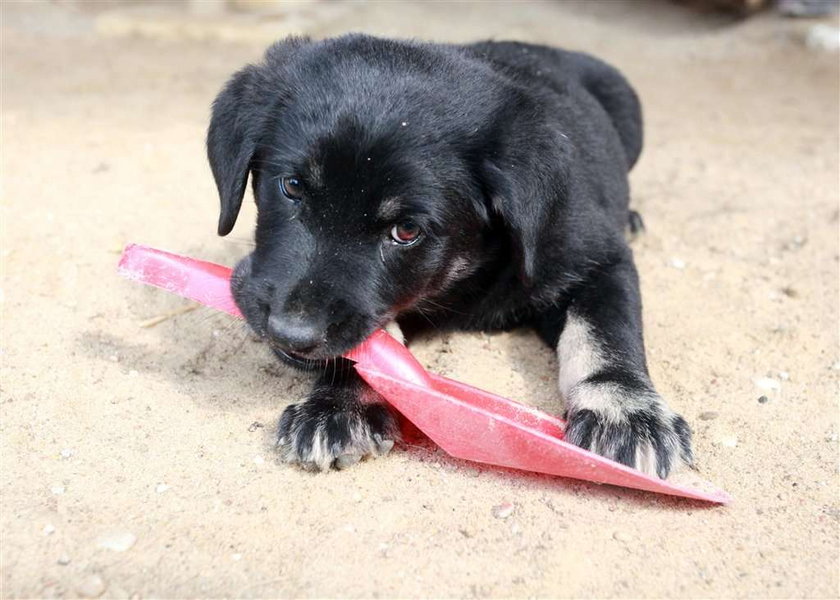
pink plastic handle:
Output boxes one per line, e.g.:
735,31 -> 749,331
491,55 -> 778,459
118,244 -> 242,318
117,244 -> 731,504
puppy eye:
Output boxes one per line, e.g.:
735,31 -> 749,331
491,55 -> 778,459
280,176 -> 304,201
390,221 -> 422,246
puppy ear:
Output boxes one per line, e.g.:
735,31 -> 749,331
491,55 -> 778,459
207,65 -> 261,236
207,37 -> 310,236
481,146 -> 566,286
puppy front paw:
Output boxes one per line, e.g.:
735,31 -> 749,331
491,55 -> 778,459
276,396 -> 399,472
564,395 -> 693,479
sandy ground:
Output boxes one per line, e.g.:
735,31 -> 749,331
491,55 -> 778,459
1,1 -> 838,598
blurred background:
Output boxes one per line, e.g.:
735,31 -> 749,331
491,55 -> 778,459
6,0 -> 840,44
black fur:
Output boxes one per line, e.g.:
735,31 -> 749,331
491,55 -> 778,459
207,34 -> 693,476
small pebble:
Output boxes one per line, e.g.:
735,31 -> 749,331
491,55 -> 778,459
718,435 -> 739,448
492,502 -> 514,519
825,433 -> 838,442
60,448 -> 74,459
612,531 -> 632,543
758,396 -> 770,404
754,377 -> 780,391
50,485 -> 65,495
253,455 -> 265,465
668,257 -> 686,270
57,554 -> 71,566
231,553 -> 243,561
247,421 -> 263,433
778,371 -> 790,381
43,523 -> 56,535
76,574 -> 106,598
699,411 -> 719,421
155,483 -> 169,494
108,354 -> 119,362
96,530 -> 136,552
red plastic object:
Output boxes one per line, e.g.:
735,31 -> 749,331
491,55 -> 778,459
118,244 -> 731,504
118,244 -> 242,318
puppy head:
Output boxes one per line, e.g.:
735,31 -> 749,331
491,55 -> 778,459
207,36 -> 563,360
207,39 -> 495,360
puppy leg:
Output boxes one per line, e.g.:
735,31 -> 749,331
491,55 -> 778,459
276,321 -> 404,471
535,256 -> 693,478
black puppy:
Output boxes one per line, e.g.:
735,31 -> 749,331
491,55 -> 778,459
207,35 -> 693,478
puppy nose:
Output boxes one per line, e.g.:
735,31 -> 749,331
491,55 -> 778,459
266,314 -> 323,355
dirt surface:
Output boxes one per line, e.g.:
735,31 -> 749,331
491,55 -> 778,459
1,1 -> 838,598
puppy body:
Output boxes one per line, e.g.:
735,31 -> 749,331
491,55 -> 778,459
208,35 -> 693,477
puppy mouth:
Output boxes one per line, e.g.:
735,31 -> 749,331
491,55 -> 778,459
269,345 -> 325,371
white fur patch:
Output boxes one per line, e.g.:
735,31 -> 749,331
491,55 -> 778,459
556,312 -> 605,399
557,313 -> 653,421
568,383 -> 627,423
635,443 -> 659,475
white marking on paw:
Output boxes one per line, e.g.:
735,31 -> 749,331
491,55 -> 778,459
635,443 -> 658,475
278,404 -> 399,470
277,408 -> 334,471
307,426 -> 334,471
569,383 -> 658,423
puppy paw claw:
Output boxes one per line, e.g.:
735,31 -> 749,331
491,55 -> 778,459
334,453 -> 362,470
373,434 -> 394,456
